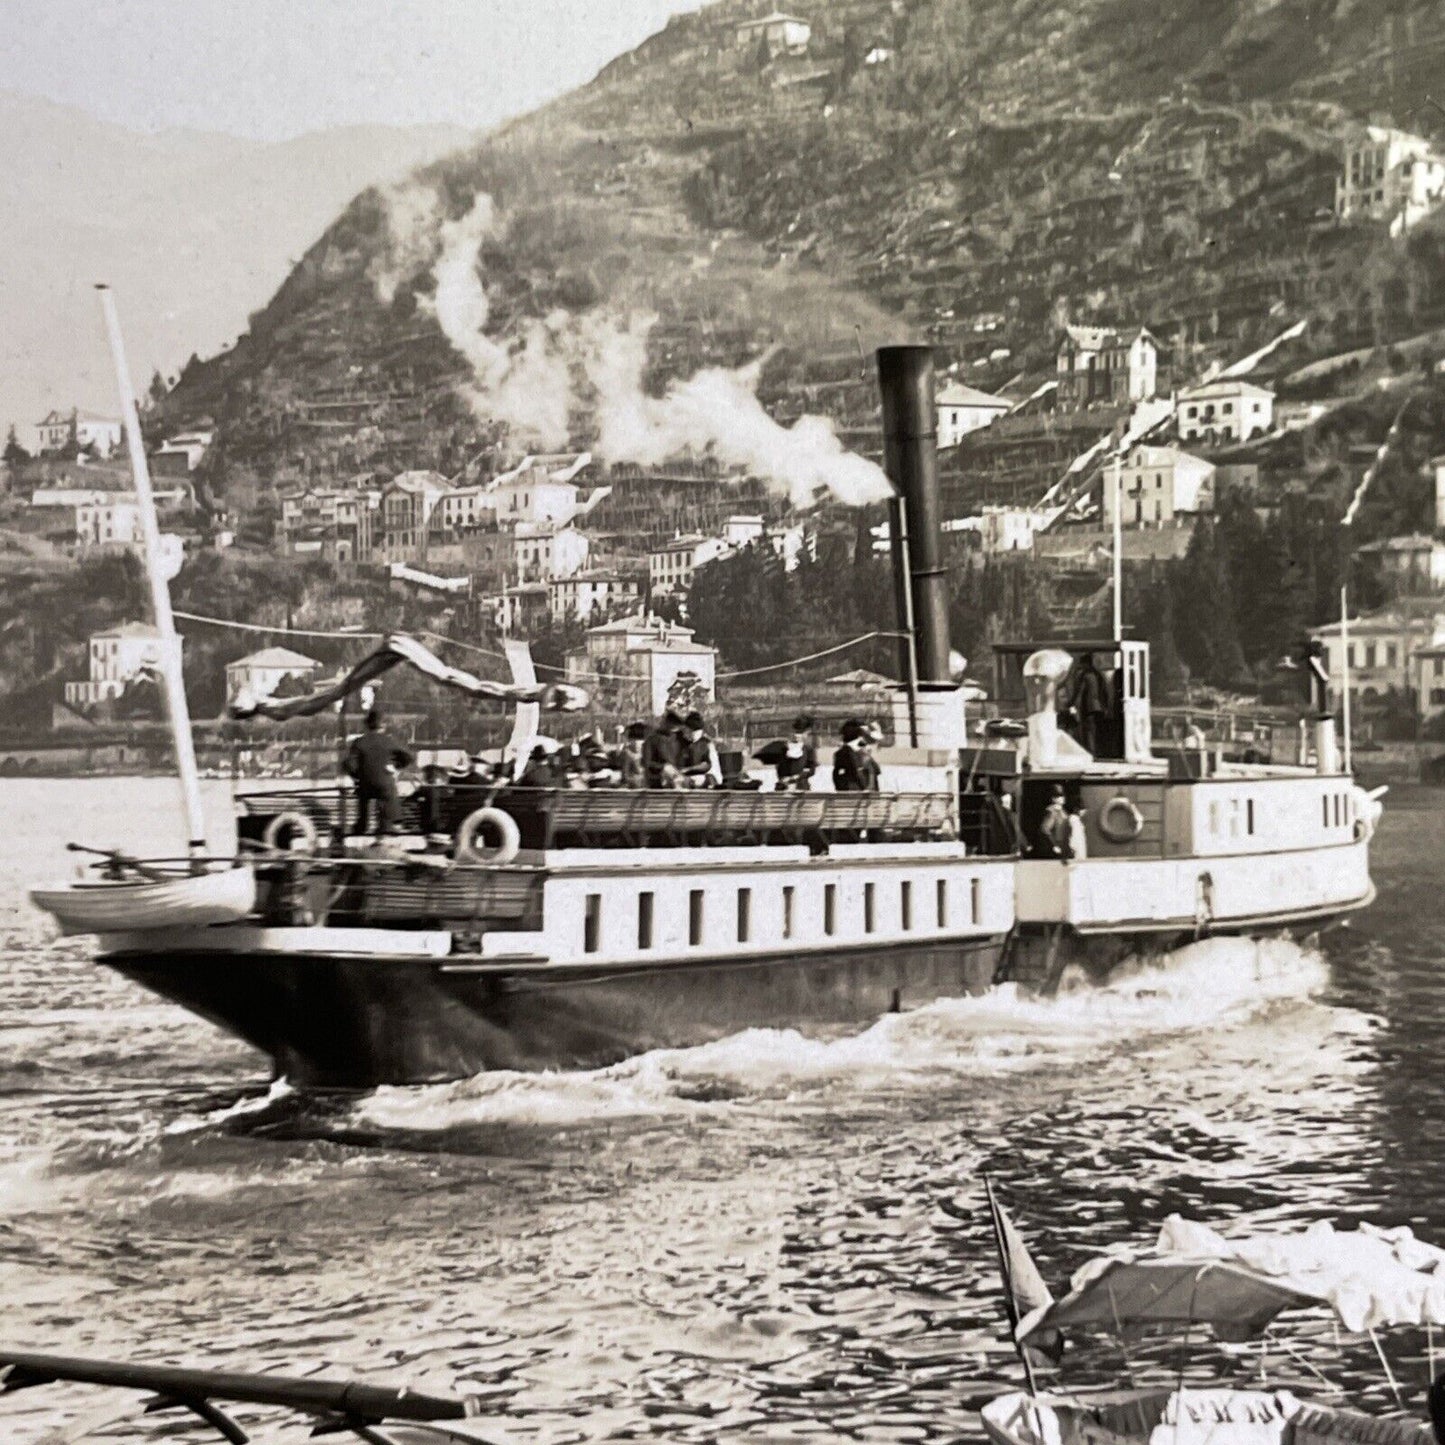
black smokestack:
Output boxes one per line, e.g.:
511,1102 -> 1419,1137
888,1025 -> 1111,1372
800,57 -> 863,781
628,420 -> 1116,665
877,345 -> 950,684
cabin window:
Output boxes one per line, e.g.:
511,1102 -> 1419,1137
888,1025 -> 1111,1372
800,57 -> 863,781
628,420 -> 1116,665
936,878 -> 949,928
737,888 -> 752,943
1209,802 -> 1220,835
970,877 -> 982,925
584,893 -> 602,954
782,885 -> 795,940
1246,799 -> 1255,836
824,884 -> 837,936
1322,796 -> 1330,828
900,880 -> 913,931
689,889 -> 705,946
638,892 -> 654,950
863,882 -> 876,934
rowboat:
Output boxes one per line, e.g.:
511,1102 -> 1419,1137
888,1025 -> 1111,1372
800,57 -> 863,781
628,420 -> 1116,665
983,1195 -> 1445,1445
31,864 -> 256,936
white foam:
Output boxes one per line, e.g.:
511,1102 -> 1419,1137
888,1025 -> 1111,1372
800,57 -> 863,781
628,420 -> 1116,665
349,935 -> 1330,1133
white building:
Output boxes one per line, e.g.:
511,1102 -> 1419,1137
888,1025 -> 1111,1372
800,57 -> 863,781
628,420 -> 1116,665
34,409 -> 123,458
1176,380 -> 1274,445
1337,127 -> 1445,236
1415,641 -> 1445,720
735,11 -> 811,58
1311,604 -> 1445,704
548,569 -> 644,623
1057,326 -> 1161,407
225,647 -> 321,707
936,383 -> 1010,448
1355,534 -> 1445,592
965,507 -> 1051,554
1104,445 -> 1216,528
493,472 -> 579,528
156,427 -> 214,471
75,496 -> 144,548
513,523 -> 590,581
435,485 -> 494,533
64,622 -> 182,709
566,614 -> 718,716
649,533 -> 731,595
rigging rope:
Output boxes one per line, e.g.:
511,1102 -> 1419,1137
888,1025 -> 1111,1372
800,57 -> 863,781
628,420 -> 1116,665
170,610 -> 903,686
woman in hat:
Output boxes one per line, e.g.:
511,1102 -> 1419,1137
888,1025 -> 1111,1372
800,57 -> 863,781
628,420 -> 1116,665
832,718 -> 880,792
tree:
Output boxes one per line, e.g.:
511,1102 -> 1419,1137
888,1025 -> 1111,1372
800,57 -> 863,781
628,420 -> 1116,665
3,424 -> 29,468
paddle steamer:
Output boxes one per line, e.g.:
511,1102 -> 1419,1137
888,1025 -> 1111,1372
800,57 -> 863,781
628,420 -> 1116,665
33,342 -> 1379,1088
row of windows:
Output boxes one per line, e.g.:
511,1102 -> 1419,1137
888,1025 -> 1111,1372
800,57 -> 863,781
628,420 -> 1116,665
1323,791 -> 1352,829
1206,797 -> 1256,839
1325,642 -> 1399,671
581,877 -> 983,955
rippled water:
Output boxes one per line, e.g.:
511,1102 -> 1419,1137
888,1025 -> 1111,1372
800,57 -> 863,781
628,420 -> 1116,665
0,778 -> 1440,1442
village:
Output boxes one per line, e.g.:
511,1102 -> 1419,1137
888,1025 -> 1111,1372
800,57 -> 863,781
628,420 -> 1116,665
4,92 -> 1445,774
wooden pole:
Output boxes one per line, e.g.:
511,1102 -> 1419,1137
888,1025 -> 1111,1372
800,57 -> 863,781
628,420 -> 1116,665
96,285 -> 206,859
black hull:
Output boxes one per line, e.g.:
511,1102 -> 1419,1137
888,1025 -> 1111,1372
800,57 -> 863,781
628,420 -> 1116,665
106,939 -> 1008,1089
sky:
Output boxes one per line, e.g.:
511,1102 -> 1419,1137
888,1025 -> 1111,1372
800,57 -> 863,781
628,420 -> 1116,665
0,0 -> 707,140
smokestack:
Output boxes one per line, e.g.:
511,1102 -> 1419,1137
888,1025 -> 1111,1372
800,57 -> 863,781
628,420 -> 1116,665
877,345 -> 950,683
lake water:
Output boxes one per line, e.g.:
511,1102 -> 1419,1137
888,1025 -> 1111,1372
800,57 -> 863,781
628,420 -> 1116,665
0,778 -> 1441,1442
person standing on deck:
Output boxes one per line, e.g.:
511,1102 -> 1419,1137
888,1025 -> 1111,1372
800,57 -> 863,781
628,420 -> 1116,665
833,719 -> 881,792
1070,653 -> 1109,756
616,722 -> 648,789
1038,784 -> 1070,859
1065,798 -> 1088,862
345,707 -> 412,837
679,712 -> 722,788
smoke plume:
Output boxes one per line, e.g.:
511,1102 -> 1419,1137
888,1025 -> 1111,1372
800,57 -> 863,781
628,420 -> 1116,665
377,188 -> 892,504
368,183 -> 443,305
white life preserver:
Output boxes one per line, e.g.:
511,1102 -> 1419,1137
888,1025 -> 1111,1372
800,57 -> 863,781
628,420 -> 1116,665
1098,795 -> 1144,844
455,807 -> 521,865
263,809 -> 319,855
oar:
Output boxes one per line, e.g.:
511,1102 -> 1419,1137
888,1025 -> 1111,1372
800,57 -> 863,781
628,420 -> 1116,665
66,843 -> 169,883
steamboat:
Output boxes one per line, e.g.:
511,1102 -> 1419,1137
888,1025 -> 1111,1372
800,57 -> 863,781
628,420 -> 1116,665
32,329 -> 1379,1088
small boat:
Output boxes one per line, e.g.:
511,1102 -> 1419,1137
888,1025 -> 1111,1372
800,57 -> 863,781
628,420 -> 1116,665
982,1193 -> 1444,1445
31,861 -> 256,936
0,1348 -> 493,1442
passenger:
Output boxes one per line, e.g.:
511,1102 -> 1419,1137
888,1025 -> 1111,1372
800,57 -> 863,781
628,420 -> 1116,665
679,711 -> 722,788
345,707 -> 413,837
416,762 -> 447,836
1065,799 -> 1088,862
576,732 -> 619,788
775,714 -> 818,791
1070,652 -> 1109,756
1038,784 -> 1070,859
518,744 -> 559,789
616,721 -> 648,789
833,718 -> 881,792
644,710 -> 685,788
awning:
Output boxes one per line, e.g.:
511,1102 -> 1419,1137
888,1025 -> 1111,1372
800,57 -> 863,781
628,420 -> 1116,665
228,634 -> 587,721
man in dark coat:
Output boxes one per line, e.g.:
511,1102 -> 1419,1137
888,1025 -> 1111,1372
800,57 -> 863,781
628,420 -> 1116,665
345,707 -> 413,836
775,713 -> 818,791
832,718 -> 881,792
644,709 -> 685,788
1069,652 -> 1109,756
679,711 -> 722,787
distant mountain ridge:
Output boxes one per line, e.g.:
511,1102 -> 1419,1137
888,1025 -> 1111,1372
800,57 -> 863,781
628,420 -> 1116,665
153,0 -> 1445,504
0,90 -> 472,439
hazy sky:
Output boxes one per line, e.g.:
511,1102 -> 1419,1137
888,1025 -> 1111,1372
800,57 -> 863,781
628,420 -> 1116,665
0,0 -> 706,140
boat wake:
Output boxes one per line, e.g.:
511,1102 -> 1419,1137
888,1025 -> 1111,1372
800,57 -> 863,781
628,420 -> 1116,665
341,934 -> 1331,1136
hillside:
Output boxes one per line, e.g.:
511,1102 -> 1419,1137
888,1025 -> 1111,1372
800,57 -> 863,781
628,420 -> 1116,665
0,90 -> 471,438
153,0 -> 1445,514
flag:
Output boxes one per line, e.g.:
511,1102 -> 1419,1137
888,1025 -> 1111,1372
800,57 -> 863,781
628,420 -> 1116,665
984,1176 -> 1064,1374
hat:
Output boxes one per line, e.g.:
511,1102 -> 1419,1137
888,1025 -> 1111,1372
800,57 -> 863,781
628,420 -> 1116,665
684,711 -> 705,731
625,721 -> 648,740
792,714 -> 814,733
663,708 -> 685,727
841,719 -> 864,743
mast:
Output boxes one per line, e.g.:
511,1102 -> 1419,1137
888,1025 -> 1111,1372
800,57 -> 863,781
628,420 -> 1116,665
1111,452 -> 1123,642
1340,585 -> 1353,774
96,285 -> 207,859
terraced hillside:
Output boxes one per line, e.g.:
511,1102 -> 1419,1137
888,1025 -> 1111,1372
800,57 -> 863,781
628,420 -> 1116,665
158,0 -> 1445,512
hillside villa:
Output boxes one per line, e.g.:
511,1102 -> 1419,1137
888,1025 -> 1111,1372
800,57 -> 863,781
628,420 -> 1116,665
225,647 -> 322,707
34,408 -> 123,458
64,622 -> 181,710
1103,445 -> 1215,529
1355,534 -> 1445,593
1175,379 -> 1275,445
513,522 -> 590,581
548,569 -> 643,624
734,12 -> 811,58
1310,602 -> 1445,708
566,614 -> 718,717
1055,325 -> 1161,407
936,382 -> 1010,447
1336,126 -> 1445,236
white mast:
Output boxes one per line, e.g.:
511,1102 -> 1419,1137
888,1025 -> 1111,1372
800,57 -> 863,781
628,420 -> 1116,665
97,285 -> 207,859
1339,585 -> 1352,774
1111,453 -> 1123,641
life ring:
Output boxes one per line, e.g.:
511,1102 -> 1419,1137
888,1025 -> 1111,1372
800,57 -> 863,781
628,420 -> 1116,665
1098,796 -> 1143,844
263,809 -> 319,855
455,807 -> 521,865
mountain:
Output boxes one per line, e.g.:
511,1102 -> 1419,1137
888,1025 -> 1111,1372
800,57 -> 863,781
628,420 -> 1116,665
154,0 -> 1445,510
0,90 -> 472,440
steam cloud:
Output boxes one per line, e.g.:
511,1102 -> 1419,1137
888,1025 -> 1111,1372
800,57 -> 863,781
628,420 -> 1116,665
376,188 -> 893,506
